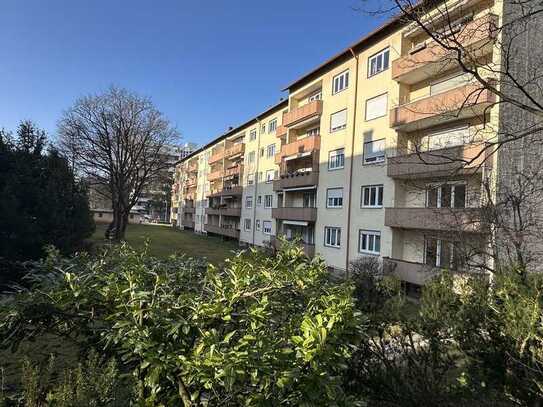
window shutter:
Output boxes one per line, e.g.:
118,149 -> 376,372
427,126 -> 470,150
365,93 -> 388,120
327,188 -> 343,199
330,109 -> 347,131
430,72 -> 472,95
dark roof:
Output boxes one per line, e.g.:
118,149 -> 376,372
177,99 -> 288,164
281,13 -> 407,92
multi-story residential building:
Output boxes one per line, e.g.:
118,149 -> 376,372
172,0 -> 541,291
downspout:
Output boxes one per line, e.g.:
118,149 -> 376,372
344,48 -> 360,276
251,119 -> 262,246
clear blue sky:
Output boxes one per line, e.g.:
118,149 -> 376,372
0,0 -> 386,146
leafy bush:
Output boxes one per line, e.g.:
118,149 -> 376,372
1,241 -> 364,406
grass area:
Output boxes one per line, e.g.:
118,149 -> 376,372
89,223 -> 240,265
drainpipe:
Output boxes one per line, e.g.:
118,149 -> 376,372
251,119 -> 262,246
344,48 -> 360,276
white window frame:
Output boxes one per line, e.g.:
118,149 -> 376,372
262,220 -> 272,235
265,169 -> 275,183
249,129 -> 257,141
359,230 -> 381,255
264,194 -> 273,209
324,226 -> 341,248
268,119 -> 277,133
266,144 -> 276,158
247,151 -> 255,163
368,48 -> 390,78
247,174 -> 255,185
330,109 -> 347,132
308,91 -> 322,102
245,196 -> 253,209
363,139 -> 386,164
332,70 -> 349,94
244,218 -> 251,231
426,182 -> 467,209
328,148 -> 345,170
361,185 -> 384,208
365,93 -> 388,121
257,195 -> 262,206
326,188 -> 343,208
261,123 -> 266,134
256,219 -> 261,230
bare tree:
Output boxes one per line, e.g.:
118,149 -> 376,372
58,86 -> 178,240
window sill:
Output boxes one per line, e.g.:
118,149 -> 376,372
367,67 -> 389,79
360,206 -> 383,209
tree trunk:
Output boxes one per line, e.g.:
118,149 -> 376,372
177,377 -> 192,407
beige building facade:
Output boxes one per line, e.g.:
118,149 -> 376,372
172,0 -> 536,290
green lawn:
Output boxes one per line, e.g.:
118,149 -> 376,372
89,223 -> 240,265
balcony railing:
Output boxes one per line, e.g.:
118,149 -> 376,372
187,162 -> 198,173
204,224 -> 240,239
225,143 -> 245,158
208,150 -> 224,164
208,170 -> 224,182
392,14 -> 498,84
384,207 -> 484,233
280,135 -> 321,158
273,171 -> 319,191
383,257 -> 439,286
270,236 -> 315,257
181,219 -> 195,229
272,207 -> 317,222
282,100 -> 323,127
276,125 -> 287,138
182,206 -> 195,214
387,143 -> 486,179
207,185 -> 243,197
206,207 -> 242,217
224,165 -> 243,178
390,82 -> 496,131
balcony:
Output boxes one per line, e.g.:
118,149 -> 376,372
270,236 -> 315,258
283,100 -> 323,128
187,162 -> 198,173
383,257 -> 439,286
206,207 -> 242,217
207,185 -> 243,197
204,224 -> 240,239
387,143 -> 486,179
209,150 -> 224,164
225,143 -> 245,159
280,135 -> 320,158
182,206 -> 195,214
272,207 -> 317,222
276,125 -> 287,138
273,171 -> 319,191
224,165 -> 243,178
384,207 -> 483,233
186,177 -> 197,187
181,219 -> 195,229
208,170 -> 224,182
390,83 -> 496,131
392,14 -> 498,84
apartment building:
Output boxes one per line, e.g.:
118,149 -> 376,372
172,0 -> 540,289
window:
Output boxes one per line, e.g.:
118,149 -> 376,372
430,72 -> 472,95
326,188 -> 343,208
307,127 -> 320,137
332,70 -> 349,94
258,172 -> 263,182
247,174 -> 255,185
256,220 -> 261,230
365,93 -> 388,121
424,126 -> 470,151
261,123 -> 266,133
330,109 -> 347,132
265,169 -> 275,183
245,196 -> 253,208
361,185 -> 384,208
368,48 -> 390,77
308,91 -> 322,102
266,144 -> 276,158
268,119 -> 277,133
425,238 -> 464,269
263,221 -> 272,235
328,148 -> 345,170
98,212 -> 103,218
247,151 -> 255,163
324,227 -> 341,248
363,139 -> 386,164
249,129 -> 257,141
244,219 -> 251,231
257,195 -> 262,206
303,192 -> 316,208
359,230 -> 381,254
264,195 -> 273,208
260,148 -> 265,157
426,183 -> 466,208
